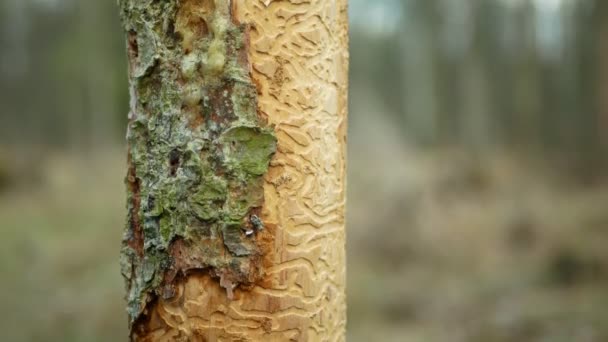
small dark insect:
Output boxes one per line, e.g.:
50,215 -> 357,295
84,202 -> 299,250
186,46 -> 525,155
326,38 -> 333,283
244,215 -> 264,237
250,214 -> 264,231
169,149 -> 180,165
169,149 -> 181,176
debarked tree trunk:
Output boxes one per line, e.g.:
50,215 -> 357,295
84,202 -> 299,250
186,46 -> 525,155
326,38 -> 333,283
118,0 -> 348,340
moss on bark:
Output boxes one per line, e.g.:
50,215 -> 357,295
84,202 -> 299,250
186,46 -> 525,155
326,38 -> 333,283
118,0 -> 276,326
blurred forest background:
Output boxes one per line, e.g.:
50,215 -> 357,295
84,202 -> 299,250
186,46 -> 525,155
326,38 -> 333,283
1,0 -> 608,341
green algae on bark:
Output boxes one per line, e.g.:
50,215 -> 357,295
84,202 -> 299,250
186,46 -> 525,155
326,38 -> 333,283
118,0 -> 276,325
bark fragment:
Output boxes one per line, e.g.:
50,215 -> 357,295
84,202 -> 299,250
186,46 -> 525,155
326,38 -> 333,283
118,0 -> 276,329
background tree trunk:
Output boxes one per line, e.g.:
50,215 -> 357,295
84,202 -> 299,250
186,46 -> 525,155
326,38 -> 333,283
119,0 -> 348,340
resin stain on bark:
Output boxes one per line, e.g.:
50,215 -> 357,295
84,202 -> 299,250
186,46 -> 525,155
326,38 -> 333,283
118,0 -> 277,331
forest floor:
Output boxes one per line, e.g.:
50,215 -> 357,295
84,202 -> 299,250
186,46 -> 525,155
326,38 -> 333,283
1,145 -> 608,341
348,145 -> 608,342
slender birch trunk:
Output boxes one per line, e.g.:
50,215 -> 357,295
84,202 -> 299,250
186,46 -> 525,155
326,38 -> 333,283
119,0 -> 348,340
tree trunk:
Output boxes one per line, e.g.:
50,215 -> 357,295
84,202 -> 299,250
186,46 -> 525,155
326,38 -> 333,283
119,0 -> 348,341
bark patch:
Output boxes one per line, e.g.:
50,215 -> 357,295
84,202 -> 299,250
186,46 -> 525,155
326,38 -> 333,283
119,0 -> 276,329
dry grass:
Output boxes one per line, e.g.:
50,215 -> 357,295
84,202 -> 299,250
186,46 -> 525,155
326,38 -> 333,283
0,150 -> 127,342
347,116 -> 608,341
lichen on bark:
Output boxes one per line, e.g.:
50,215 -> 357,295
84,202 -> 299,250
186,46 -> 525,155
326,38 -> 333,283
118,0 -> 276,326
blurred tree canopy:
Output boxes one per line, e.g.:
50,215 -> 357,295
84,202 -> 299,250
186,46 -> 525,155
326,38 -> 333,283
0,0 -> 128,149
350,0 -> 608,180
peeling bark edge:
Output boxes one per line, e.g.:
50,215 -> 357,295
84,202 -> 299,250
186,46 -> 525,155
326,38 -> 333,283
118,0 -> 277,335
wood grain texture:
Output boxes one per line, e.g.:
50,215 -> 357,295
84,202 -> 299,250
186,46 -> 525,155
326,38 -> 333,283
136,0 -> 348,340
